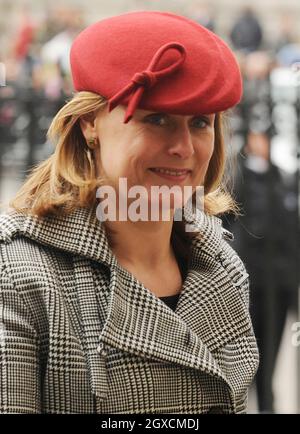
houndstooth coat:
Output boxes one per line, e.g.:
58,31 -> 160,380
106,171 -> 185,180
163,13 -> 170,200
0,205 -> 259,414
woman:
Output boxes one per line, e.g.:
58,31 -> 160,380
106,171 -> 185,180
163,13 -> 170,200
0,11 -> 259,414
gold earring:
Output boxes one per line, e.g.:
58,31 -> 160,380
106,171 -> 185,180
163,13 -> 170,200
87,137 -> 98,149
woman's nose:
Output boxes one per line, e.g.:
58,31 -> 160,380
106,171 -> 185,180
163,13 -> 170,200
167,125 -> 195,159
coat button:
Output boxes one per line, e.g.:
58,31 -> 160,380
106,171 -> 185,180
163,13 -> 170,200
97,343 -> 108,356
207,406 -> 225,414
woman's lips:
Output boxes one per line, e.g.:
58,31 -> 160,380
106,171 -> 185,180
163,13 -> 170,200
148,167 -> 191,182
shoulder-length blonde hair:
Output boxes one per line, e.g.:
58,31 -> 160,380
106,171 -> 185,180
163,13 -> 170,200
6,91 -> 238,219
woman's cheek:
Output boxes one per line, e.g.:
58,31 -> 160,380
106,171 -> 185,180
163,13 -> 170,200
101,142 -> 124,174
99,152 -> 121,184
201,143 -> 215,169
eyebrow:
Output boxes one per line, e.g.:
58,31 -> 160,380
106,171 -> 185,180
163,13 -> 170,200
145,112 -> 214,119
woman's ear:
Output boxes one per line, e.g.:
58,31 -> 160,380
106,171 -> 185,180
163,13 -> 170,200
79,112 -> 97,141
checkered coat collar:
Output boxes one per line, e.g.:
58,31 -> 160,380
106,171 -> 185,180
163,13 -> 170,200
0,206 -> 254,409
0,204 -> 223,265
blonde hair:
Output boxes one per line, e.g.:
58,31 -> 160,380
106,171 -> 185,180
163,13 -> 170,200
5,91 -> 239,219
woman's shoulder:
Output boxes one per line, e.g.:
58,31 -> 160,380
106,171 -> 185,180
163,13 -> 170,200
0,211 -> 73,286
217,228 -> 250,308
190,210 -> 248,281
217,220 -> 246,267
196,211 -> 250,301
199,212 -> 242,259
0,212 -> 76,341
0,210 -> 23,243
0,211 -> 50,259
1,206 -> 112,266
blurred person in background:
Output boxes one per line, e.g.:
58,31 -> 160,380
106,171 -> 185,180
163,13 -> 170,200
40,6 -> 85,80
273,13 -> 298,53
237,50 -> 274,156
187,1 -> 216,33
12,5 -> 35,62
223,131 -> 299,413
230,6 -> 263,53
0,5 -> 85,179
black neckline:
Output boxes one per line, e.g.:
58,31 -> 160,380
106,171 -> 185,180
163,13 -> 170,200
159,293 -> 181,300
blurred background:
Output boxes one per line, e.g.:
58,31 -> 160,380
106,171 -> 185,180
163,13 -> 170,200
0,0 -> 299,414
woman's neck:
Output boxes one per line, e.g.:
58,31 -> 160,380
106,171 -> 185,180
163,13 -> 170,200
103,218 -> 175,269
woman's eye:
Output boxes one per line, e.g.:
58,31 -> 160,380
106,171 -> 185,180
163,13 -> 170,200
192,117 -> 209,129
144,114 -> 166,126
144,114 -> 210,129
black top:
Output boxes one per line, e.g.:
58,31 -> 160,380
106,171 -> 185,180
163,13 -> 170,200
159,293 -> 180,311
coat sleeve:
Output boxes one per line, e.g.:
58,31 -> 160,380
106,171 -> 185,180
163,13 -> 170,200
0,260 -> 41,413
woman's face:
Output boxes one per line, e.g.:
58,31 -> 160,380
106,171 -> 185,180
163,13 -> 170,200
88,104 -> 215,213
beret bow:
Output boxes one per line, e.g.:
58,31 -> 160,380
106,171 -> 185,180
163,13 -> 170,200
108,42 -> 187,123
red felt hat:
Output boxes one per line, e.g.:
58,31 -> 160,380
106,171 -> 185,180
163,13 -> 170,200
70,11 -> 242,123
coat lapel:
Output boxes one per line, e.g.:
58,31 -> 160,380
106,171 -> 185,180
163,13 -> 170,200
99,263 -> 227,379
97,213 -> 253,400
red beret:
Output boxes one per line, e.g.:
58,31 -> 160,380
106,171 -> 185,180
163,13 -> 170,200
70,11 -> 242,123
